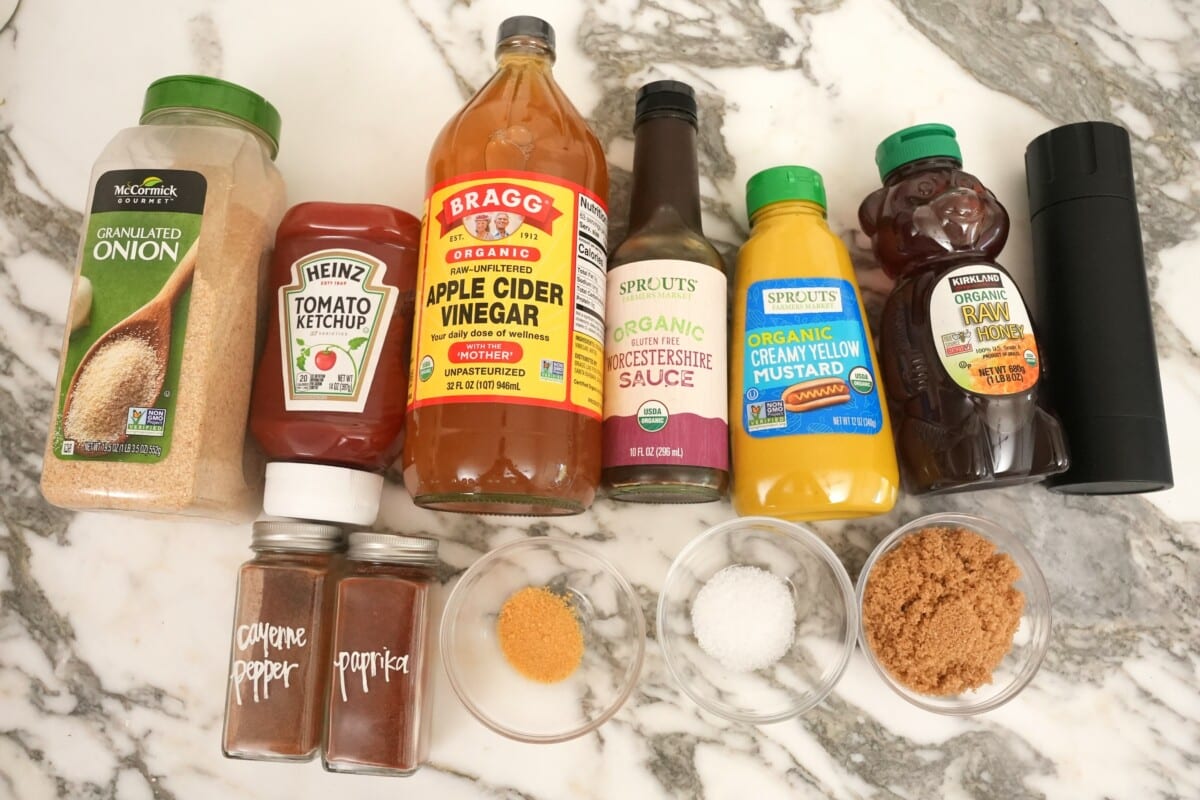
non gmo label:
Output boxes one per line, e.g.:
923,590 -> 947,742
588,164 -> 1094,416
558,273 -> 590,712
602,259 -> 728,469
408,171 -> 607,418
928,264 -> 1041,396
741,277 -> 882,438
279,249 -> 398,413
53,169 -> 206,462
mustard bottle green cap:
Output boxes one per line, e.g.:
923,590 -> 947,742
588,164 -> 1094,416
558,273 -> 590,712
875,123 -> 961,180
140,75 -> 281,159
745,165 -> 826,218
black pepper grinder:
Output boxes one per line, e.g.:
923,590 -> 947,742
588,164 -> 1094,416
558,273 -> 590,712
1025,121 -> 1173,494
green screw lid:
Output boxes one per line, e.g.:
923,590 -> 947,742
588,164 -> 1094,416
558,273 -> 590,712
141,75 -> 281,159
875,123 -> 961,180
746,165 -> 826,218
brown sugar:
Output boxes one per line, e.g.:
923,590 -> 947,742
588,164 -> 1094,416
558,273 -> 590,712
862,526 -> 1024,695
497,586 -> 585,684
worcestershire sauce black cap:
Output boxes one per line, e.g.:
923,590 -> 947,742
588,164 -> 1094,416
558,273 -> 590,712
497,16 -> 555,48
635,80 -> 697,127
1025,122 -> 1173,494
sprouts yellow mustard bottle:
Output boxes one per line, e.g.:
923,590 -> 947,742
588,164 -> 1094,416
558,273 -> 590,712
730,166 -> 898,520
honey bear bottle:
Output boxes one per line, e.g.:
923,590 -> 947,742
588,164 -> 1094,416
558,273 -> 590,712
859,124 -> 1068,494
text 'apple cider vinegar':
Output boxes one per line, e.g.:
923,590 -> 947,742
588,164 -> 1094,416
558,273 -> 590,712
404,16 -> 610,515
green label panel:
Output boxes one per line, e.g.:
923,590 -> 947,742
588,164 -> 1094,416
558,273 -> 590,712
53,169 -> 206,463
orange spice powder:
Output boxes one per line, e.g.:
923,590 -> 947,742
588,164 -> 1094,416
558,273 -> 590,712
862,526 -> 1025,696
497,586 -> 585,683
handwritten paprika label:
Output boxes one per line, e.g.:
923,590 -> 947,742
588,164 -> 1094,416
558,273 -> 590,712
279,249 -> 397,413
409,171 -> 607,418
928,264 -> 1040,396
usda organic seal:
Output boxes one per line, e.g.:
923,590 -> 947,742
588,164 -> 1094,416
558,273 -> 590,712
636,400 -> 669,432
418,355 -> 434,382
848,366 -> 874,394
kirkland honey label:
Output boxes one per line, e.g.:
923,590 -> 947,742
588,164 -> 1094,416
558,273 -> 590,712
928,264 -> 1040,396
408,171 -> 607,418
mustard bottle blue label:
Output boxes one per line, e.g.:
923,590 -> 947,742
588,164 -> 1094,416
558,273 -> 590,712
741,278 -> 882,437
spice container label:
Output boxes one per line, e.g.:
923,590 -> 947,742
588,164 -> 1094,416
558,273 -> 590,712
741,277 -> 882,438
52,168 -> 206,461
278,249 -> 399,413
408,171 -> 607,419
603,259 -> 728,469
229,621 -> 309,705
927,264 -> 1041,396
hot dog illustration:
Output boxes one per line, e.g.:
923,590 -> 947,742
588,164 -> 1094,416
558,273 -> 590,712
782,378 -> 851,413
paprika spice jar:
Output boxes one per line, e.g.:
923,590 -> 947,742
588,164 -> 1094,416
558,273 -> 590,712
324,532 -> 439,776
250,203 -> 420,525
222,521 -> 342,762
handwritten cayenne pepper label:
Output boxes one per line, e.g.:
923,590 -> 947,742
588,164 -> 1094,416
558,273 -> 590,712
280,249 -> 398,413
603,260 -> 728,469
408,171 -> 607,418
927,264 -> 1041,396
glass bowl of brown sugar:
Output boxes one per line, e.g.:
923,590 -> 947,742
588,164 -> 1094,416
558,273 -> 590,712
440,537 -> 646,743
856,512 -> 1052,715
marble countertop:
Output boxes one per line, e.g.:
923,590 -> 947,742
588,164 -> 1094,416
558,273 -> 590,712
2,1 -> 1198,798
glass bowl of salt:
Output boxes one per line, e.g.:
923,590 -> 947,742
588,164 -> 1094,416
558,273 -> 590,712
657,516 -> 857,723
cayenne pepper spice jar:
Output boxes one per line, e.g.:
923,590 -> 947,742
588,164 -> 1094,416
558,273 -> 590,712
250,203 -> 420,525
222,521 -> 343,762
323,532 -> 439,776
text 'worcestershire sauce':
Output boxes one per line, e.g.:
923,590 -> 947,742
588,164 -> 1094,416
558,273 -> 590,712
404,16 -> 609,515
603,81 -> 728,502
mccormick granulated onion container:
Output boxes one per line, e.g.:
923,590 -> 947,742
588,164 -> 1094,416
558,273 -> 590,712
40,75 -> 285,518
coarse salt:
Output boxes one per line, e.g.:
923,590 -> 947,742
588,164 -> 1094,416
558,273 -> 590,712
690,564 -> 796,672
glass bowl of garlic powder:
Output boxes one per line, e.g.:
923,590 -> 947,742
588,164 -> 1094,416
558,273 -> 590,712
658,517 -> 858,724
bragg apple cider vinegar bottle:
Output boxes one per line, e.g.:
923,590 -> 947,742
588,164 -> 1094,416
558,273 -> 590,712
404,16 -> 609,515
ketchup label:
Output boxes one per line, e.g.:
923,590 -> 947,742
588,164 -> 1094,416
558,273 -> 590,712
279,249 -> 398,413
741,278 -> 883,438
603,260 -> 728,469
928,264 -> 1041,396
409,171 -> 607,419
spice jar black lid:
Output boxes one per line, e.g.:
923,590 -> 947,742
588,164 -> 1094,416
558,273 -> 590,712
347,532 -> 439,565
252,520 -> 343,553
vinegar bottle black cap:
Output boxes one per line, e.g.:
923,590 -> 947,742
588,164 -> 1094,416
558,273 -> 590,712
1025,122 -> 1173,494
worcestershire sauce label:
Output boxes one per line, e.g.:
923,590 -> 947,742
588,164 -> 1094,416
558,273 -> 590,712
603,260 -> 728,469
53,169 -> 206,461
279,249 -> 398,413
927,264 -> 1041,395
408,171 -> 607,418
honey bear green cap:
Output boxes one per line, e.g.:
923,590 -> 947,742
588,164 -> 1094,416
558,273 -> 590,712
746,166 -> 826,218
875,123 -> 962,180
141,75 -> 281,159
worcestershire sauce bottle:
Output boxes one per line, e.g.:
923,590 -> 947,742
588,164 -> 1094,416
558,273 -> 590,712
603,81 -> 729,502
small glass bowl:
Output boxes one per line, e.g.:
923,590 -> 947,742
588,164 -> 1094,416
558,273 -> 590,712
856,512 -> 1052,715
657,517 -> 858,724
440,537 -> 646,743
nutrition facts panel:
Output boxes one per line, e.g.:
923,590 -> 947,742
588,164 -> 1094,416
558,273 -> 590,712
573,194 -> 607,343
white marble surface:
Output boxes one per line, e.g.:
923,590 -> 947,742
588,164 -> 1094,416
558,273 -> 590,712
2,1 -> 1199,798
